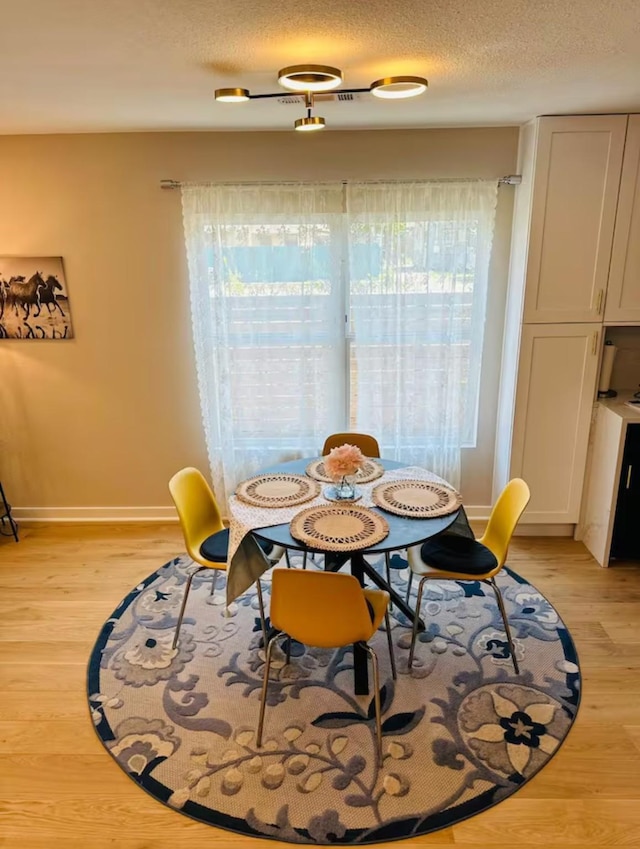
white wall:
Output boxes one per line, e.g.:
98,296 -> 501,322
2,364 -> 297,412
0,128 -> 518,519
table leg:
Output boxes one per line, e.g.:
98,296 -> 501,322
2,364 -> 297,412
324,550 -> 425,695
359,560 -> 425,632
349,552 -> 370,696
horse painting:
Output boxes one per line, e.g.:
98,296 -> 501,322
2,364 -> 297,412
0,258 -> 73,340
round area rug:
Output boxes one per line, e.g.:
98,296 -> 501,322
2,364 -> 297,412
88,554 -> 580,845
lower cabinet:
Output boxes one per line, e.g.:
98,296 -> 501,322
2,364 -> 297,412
510,323 -> 600,523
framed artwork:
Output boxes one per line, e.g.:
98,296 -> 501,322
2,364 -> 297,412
0,256 -> 74,339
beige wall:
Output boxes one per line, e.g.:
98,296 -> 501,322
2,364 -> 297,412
0,128 -> 518,518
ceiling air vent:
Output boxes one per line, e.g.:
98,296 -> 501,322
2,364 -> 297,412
316,92 -> 360,102
277,92 -> 361,105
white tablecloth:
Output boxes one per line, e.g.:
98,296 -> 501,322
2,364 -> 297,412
225,465 -> 450,605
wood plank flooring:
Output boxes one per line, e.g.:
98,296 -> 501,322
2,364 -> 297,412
1,524 -> 640,848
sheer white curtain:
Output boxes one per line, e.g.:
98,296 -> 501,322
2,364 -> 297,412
181,183 -> 345,503
182,179 -> 498,500
346,181 -> 498,487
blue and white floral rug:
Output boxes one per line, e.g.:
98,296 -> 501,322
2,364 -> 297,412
88,554 -> 580,844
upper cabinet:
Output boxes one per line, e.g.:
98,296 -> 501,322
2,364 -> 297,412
523,115 -> 628,323
605,115 -> 640,323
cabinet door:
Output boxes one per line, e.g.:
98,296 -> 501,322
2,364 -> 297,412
511,324 -> 601,522
605,115 -> 640,322
578,404 -> 624,566
524,115 -> 627,323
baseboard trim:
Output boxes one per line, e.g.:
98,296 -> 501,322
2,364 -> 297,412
514,523 -> 575,537
12,506 -> 178,523
10,506 -> 576,537
14,505 -> 494,523
463,506 -> 492,521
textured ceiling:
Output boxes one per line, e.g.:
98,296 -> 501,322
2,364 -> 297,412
1,0 -> 640,133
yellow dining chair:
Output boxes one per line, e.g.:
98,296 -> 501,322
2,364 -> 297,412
169,467 -> 284,650
406,478 -> 530,673
257,569 -> 396,765
321,433 -> 395,596
322,432 -> 381,458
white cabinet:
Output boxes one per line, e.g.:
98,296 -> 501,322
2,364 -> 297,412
605,115 -> 640,323
523,115 -> 627,324
509,324 -> 600,522
495,113 -> 640,527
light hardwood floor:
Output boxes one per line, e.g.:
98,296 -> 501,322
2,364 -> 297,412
1,524 -> 640,848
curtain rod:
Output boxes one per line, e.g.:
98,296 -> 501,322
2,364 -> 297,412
160,175 -> 522,190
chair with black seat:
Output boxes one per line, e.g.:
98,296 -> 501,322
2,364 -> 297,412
169,467 -> 285,650
406,478 -> 530,673
257,568 -> 396,765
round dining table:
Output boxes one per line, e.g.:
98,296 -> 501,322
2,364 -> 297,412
250,457 -> 466,695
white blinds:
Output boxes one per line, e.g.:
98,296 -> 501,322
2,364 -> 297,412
181,180 -> 498,501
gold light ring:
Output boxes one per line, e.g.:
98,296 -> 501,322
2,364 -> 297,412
214,88 -> 250,102
278,65 -> 343,92
370,76 -> 428,98
294,116 -> 326,132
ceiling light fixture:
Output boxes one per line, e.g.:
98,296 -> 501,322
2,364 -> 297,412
214,64 -> 428,132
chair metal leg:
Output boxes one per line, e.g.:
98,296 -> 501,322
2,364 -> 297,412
284,549 -> 292,569
405,570 -> 414,603
209,569 -> 218,596
0,482 -> 19,542
257,633 -> 282,747
362,643 -> 383,766
489,577 -> 520,675
302,551 -> 308,570
384,610 -> 397,680
172,566 -> 206,650
285,635 -> 291,665
408,577 -> 427,669
255,578 -> 268,648
385,552 -> 393,610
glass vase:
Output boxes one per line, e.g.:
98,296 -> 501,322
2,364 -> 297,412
334,475 -> 357,500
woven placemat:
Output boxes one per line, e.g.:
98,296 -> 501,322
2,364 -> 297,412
290,504 -> 389,552
235,474 -> 320,508
305,457 -> 385,484
372,479 -> 462,518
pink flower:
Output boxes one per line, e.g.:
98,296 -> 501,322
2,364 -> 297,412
324,444 -> 365,480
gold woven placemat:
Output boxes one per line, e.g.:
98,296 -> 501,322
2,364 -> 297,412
372,479 -> 462,518
290,504 -> 389,552
235,474 -> 320,508
305,457 -> 385,484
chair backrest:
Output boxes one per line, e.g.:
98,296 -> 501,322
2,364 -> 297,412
270,569 -> 378,647
480,478 -> 530,569
322,432 -> 381,458
168,467 -> 224,561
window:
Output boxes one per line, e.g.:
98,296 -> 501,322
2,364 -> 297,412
182,181 -> 497,500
